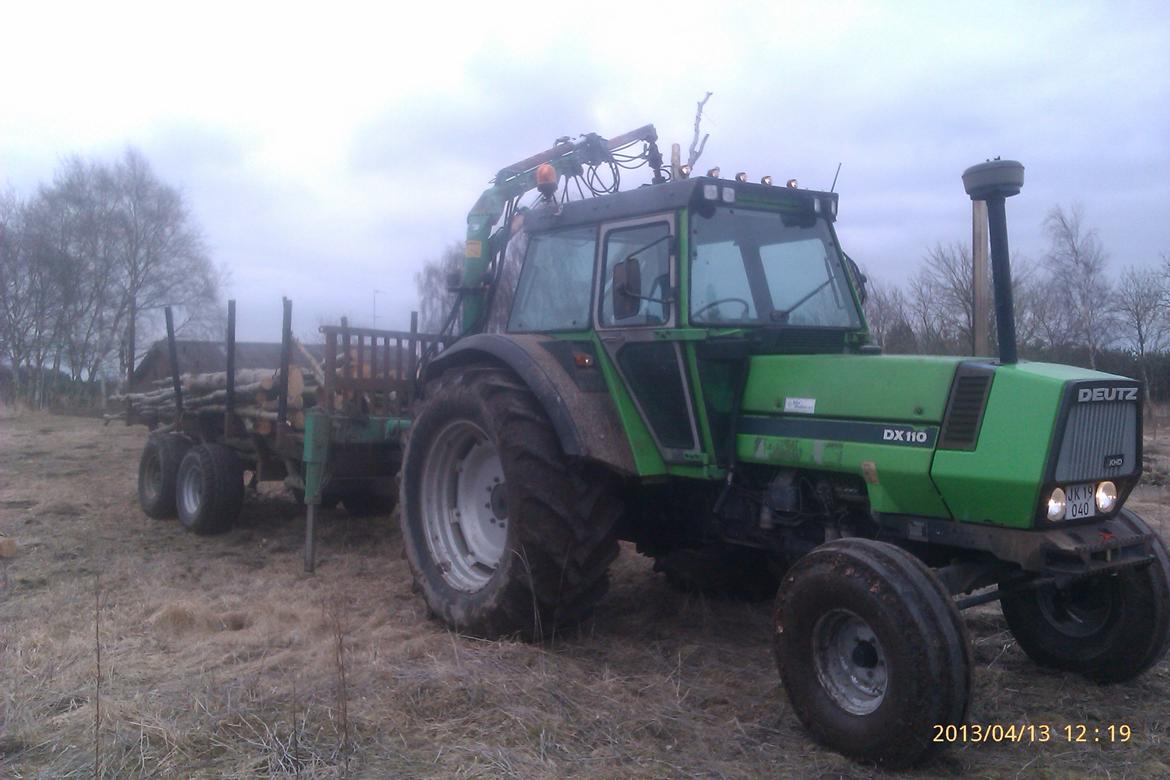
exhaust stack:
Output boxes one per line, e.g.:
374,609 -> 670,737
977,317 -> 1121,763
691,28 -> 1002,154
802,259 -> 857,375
962,159 -> 1025,364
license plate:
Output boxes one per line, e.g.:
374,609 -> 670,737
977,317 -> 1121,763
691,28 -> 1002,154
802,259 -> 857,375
1065,483 -> 1095,520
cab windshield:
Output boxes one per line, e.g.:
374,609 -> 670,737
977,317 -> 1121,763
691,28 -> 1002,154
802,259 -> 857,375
689,206 -> 860,328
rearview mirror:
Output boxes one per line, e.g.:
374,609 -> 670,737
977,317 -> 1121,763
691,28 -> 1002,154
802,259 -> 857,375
613,256 -> 642,320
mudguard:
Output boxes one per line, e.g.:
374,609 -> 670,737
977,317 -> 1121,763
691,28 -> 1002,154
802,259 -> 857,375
422,333 -> 637,475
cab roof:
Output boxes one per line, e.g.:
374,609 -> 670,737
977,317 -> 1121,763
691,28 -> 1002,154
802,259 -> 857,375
523,176 -> 839,233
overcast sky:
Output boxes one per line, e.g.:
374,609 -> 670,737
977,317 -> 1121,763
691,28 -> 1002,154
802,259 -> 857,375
2,1 -> 1167,341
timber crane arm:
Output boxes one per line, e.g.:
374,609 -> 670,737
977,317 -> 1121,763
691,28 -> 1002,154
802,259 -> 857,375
456,124 -> 664,335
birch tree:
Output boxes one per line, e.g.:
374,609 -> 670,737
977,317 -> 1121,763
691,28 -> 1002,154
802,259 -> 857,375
1044,204 -> 1114,369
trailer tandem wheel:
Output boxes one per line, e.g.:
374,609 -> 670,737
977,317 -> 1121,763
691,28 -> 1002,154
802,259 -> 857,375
138,433 -> 192,519
176,443 -> 245,535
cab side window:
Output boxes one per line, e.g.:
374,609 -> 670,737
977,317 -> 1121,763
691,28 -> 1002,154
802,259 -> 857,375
600,222 -> 672,327
507,226 -> 597,332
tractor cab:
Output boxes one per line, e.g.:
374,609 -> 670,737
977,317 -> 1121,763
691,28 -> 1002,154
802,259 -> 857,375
513,176 -> 862,332
508,176 -> 867,471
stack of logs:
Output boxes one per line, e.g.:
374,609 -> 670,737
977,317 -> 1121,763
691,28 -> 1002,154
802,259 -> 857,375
114,367 -> 314,434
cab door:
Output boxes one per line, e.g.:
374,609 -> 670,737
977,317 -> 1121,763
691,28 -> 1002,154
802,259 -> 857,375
595,214 -> 703,464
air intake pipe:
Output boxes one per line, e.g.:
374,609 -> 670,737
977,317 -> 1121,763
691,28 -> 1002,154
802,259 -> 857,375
962,159 -> 1025,364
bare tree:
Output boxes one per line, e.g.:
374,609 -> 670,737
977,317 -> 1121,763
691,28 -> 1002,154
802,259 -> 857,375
687,92 -> 713,168
904,243 -> 976,354
0,192 -> 71,404
1005,256 -> 1043,353
1114,265 -> 1168,417
1162,250 -> 1170,310
415,241 -> 464,335
1,150 -> 220,404
111,148 -> 219,386
1114,266 -> 1166,359
20,158 -> 123,384
885,319 -> 919,354
0,191 -> 9,368
862,277 -> 911,350
1044,204 -> 1114,368
0,192 -> 38,396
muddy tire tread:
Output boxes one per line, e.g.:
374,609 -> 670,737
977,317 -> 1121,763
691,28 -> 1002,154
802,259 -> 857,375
400,365 -> 621,639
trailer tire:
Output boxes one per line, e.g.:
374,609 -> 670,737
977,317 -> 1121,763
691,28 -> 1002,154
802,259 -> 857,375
655,544 -> 784,601
138,433 -> 192,519
400,365 -> 621,640
1000,510 -> 1170,683
176,444 -> 245,535
773,538 -> 971,768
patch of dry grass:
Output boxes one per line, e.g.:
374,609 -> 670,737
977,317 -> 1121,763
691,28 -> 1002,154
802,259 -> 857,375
1,414 -> 1168,778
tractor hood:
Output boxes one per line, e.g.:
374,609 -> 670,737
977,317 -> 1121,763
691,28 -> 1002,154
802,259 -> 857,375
740,354 -> 964,424
735,355 -> 1142,529
931,361 -> 1141,528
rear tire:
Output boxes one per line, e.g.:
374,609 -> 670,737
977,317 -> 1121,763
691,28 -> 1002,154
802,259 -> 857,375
654,544 -> 784,601
773,538 -> 971,768
176,444 -> 245,535
138,433 -> 192,519
400,365 -> 621,640
1000,510 -> 1170,683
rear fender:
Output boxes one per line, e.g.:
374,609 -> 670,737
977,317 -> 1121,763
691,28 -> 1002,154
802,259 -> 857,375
423,334 -> 636,475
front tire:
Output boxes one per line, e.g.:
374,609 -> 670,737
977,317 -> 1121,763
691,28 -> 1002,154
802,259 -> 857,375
1000,510 -> 1170,683
176,444 -> 245,535
400,366 -> 621,640
773,538 -> 971,768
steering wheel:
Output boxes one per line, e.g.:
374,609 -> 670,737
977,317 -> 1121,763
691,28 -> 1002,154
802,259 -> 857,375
692,297 -> 751,322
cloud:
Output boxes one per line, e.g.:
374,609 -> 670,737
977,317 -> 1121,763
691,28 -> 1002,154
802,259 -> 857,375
1,1 -> 1167,339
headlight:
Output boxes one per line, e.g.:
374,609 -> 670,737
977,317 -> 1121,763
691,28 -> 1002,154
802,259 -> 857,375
1095,481 -> 1117,513
1046,487 -> 1066,521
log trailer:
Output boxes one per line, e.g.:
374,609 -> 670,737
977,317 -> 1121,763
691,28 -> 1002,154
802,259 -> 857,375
130,304 -> 444,570
134,125 -> 1170,768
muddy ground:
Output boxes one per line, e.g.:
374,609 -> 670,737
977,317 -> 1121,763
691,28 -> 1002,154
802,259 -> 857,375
1,411 -> 1168,779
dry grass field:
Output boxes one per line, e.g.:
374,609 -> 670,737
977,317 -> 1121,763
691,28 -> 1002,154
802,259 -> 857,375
1,410 -> 1168,778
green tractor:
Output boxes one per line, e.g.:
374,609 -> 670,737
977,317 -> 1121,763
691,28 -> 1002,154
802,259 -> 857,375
397,126 -> 1170,767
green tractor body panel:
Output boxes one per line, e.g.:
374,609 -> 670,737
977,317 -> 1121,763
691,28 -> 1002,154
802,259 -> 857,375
735,353 -> 965,518
731,353 -> 1139,528
741,354 -> 961,422
588,332 -> 671,476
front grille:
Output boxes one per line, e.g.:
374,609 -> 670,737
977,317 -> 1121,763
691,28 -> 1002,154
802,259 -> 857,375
1054,399 -> 1139,482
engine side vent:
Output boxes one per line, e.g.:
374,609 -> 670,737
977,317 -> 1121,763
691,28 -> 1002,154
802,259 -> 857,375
939,363 -> 995,450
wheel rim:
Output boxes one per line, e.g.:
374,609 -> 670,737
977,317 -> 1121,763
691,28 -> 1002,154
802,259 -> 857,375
420,419 -> 508,592
143,450 -> 162,502
1036,579 -> 1116,638
812,608 -> 888,715
179,459 -> 204,518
